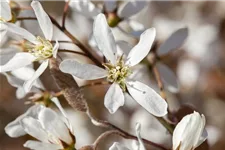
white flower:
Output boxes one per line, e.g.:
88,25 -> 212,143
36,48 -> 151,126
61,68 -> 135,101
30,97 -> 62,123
155,27 -> 189,93
69,0 -> 147,36
0,1 -> 59,93
109,123 -> 146,150
60,13 -> 167,117
173,111 -> 208,150
5,97 -> 75,150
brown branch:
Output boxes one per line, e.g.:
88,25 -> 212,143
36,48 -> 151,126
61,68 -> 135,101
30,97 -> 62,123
16,17 -> 36,20
58,49 -> 88,57
87,110 -> 169,150
49,15 -> 103,67
62,0 -> 70,28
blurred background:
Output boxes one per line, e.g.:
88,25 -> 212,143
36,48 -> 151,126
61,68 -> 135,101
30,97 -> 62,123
1,1 -> 225,150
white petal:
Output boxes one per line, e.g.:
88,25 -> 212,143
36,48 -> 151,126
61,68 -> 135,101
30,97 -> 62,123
0,47 -> 18,65
11,66 -> 45,90
3,22 -> 37,44
53,40 -> 59,58
0,0 -> 12,21
116,41 -> 132,56
16,87 -> 26,99
23,60 -> 49,93
196,129 -> 208,147
104,0 -> 117,12
126,81 -> 168,117
157,28 -> 188,56
4,105 -> 44,138
69,0 -> 101,18
126,28 -> 156,66
135,123 -> 146,150
3,73 -> 23,88
93,13 -> 117,64
24,140 -> 62,150
104,83 -> 125,114
38,107 -> 73,145
31,1 -> 53,40
173,112 -> 206,150
109,142 -> 130,150
118,1 -> 147,18
156,63 -> 179,93
20,117 -> 49,142
59,59 -> 107,80
0,52 -> 36,72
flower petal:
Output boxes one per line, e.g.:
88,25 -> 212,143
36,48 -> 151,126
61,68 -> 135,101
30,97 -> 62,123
0,52 -> 36,72
126,28 -> 156,66
104,83 -> 125,114
38,107 -> 73,145
109,142 -> 130,150
104,0 -> 117,12
16,87 -> 26,99
196,129 -> 208,147
157,28 -> 188,56
93,13 -> 117,64
3,73 -> 23,88
20,117 -> 49,142
126,81 -> 168,117
0,0 -> 12,21
69,0 -> 101,18
117,1 -> 147,18
31,1 -> 53,40
3,22 -> 37,44
135,123 -> 146,150
156,63 -> 179,93
5,105 -> 44,138
24,140 -> 62,150
0,47 -> 18,65
23,60 -> 49,93
11,66 -> 45,90
53,40 -> 59,58
59,59 -> 107,80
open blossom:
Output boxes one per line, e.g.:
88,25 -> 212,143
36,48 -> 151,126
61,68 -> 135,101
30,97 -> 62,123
109,123 -> 146,150
69,0 -> 146,35
173,111 -> 208,150
5,97 -> 75,150
60,13 -> 167,117
0,1 -> 59,93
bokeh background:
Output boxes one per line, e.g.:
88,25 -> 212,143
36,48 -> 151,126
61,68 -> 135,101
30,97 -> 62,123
1,1 -> 225,150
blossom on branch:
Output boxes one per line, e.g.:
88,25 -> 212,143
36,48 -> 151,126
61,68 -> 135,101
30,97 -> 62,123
60,13 -> 168,117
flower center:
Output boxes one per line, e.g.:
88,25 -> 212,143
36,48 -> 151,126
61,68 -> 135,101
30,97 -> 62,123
103,56 -> 132,91
27,36 -> 53,61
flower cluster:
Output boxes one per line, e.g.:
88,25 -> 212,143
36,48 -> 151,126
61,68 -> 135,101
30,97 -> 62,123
0,1 -> 209,150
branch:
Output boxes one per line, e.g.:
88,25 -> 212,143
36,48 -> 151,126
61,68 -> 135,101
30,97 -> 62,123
87,110 -> 169,150
58,49 -> 88,57
49,15 -> 103,67
62,0 -> 70,28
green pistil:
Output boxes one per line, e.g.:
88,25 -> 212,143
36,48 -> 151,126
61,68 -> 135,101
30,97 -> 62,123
107,13 -> 121,28
103,56 -> 132,91
28,36 -> 53,61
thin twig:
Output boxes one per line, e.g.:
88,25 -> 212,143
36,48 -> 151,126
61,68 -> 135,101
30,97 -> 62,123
87,111 -> 169,150
80,81 -> 110,89
49,15 -> 103,67
62,0 -> 70,28
58,49 -> 88,57
16,17 -> 36,20
153,66 -> 167,100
